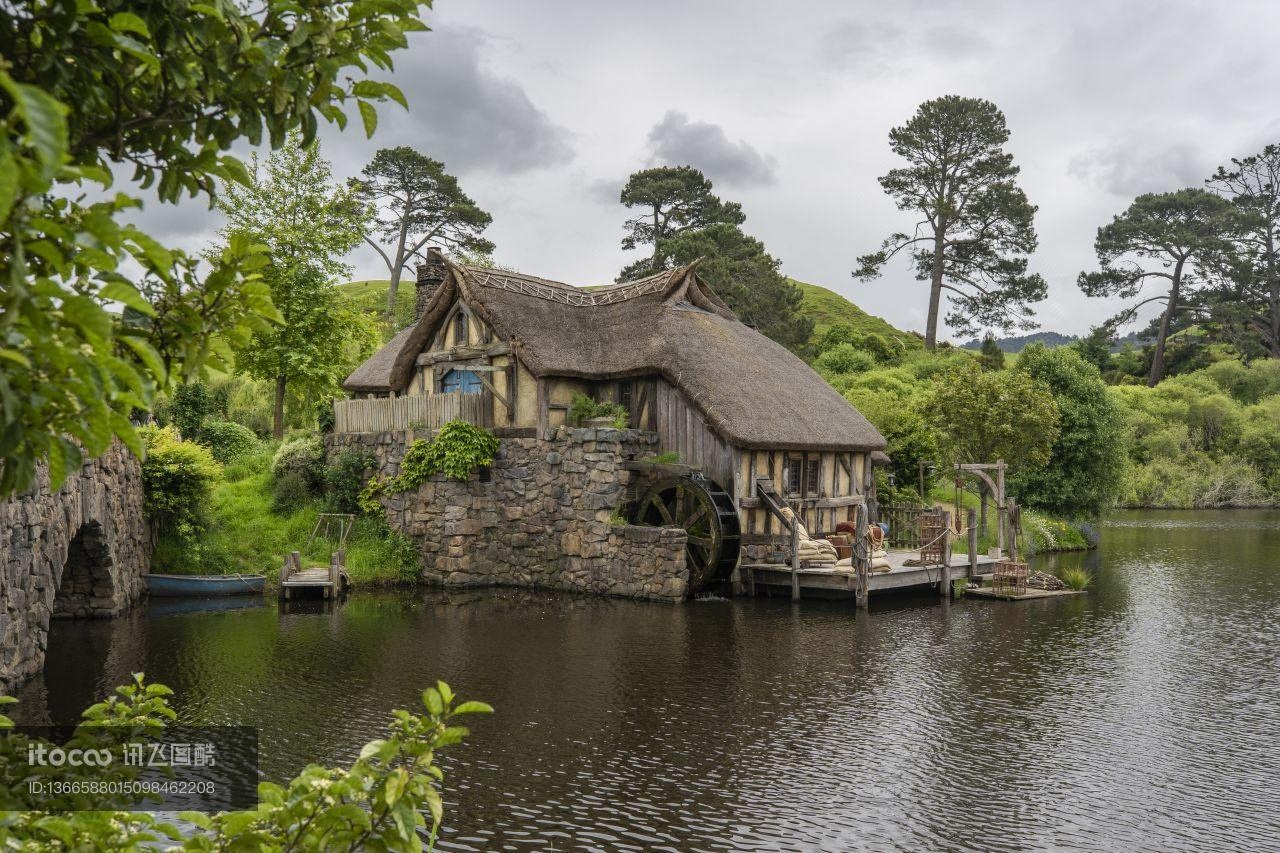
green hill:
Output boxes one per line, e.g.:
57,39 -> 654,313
791,279 -> 923,351
336,279 -> 414,337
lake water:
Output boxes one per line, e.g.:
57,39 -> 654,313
13,510 -> 1280,851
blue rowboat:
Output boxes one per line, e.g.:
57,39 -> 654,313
144,573 -> 266,597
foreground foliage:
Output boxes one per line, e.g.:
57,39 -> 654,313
0,0 -> 428,496
0,675 -> 490,851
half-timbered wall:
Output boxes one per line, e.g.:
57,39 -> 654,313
737,448 -> 868,542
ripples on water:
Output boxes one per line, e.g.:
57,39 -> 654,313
14,509 -> 1280,851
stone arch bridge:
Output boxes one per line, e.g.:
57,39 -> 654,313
0,441 -> 149,691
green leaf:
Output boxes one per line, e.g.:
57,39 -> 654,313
61,295 -> 112,345
421,688 -> 443,716
100,281 -> 156,316
358,100 -> 378,137
0,138 -> 18,222
108,11 -> 150,37
217,155 -> 252,188
452,700 -> 494,716
0,71 -> 68,178
0,348 -> 31,369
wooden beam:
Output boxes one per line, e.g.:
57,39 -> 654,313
815,495 -> 866,509
416,341 -> 510,366
536,378 -> 548,436
476,373 -> 511,417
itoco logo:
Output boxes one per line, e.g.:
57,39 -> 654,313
27,742 -> 114,767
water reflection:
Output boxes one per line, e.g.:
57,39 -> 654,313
13,510 -> 1280,850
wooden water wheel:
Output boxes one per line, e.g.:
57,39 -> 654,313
633,475 -> 741,593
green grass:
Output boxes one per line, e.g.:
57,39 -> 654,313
154,446 -> 420,586
1058,567 -> 1092,590
791,278 -> 925,351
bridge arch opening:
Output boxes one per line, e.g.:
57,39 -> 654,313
53,522 -> 115,620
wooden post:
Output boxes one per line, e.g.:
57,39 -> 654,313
536,378 -> 549,438
1007,499 -> 1019,562
995,459 -> 1007,557
967,508 -> 978,578
789,520 -> 800,601
939,510 -> 952,597
855,503 -> 869,610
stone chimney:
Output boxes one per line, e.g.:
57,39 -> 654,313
414,247 -> 447,321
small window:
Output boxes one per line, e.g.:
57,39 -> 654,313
805,458 -> 821,497
619,380 -> 634,411
784,458 -> 803,496
454,311 -> 468,345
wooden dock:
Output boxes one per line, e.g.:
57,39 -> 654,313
279,565 -> 349,600
743,550 -> 1003,601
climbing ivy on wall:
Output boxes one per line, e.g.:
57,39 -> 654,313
359,420 -> 500,512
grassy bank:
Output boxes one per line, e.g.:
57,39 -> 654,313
928,485 -> 1094,557
153,445 -> 420,586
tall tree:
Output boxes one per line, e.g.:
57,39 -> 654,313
1205,144 -> 1280,358
617,167 -> 811,351
1078,189 -> 1237,386
618,166 -> 744,280
353,147 -> 494,320
0,0 -> 424,495
219,140 -> 374,438
666,223 -> 813,350
855,96 -> 1046,349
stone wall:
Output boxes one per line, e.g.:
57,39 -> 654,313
0,441 -> 149,691
326,427 -> 690,601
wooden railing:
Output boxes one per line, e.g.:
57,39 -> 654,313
333,393 -> 486,434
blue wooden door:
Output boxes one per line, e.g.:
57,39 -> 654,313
441,368 -> 483,395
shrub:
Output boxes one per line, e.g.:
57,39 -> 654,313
272,435 -> 325,494
568,392 -> 629,428
273,470 -> 312,512
169,381 -> 215,440
200,420 -> 259,464
139,425 -> 220,541
224,376 -> 275,437
325,450 -> 375,513
815,343 -> 875,377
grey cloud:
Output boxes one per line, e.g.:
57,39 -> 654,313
819,17 -> 986,75
363,26 -> 574,174
1067,141 -> 1212,198
645,111 -> 776,187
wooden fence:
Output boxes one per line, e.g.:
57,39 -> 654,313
878,504 -> 944,549
332,393 -> 486,434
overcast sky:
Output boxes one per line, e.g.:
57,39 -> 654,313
135,0 -> 1280,341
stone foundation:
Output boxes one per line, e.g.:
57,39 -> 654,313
0,441 -> 149,691
326,427 -> 690,601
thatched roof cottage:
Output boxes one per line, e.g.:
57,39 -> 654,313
343,249 -> 886,572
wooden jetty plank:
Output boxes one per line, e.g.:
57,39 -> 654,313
965,587 -> 1086,601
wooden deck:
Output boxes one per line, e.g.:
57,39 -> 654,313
743,550 -> 1003,600
279,567 -> 349,600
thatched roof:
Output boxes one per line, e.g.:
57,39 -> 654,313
344,261 -> 886,452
